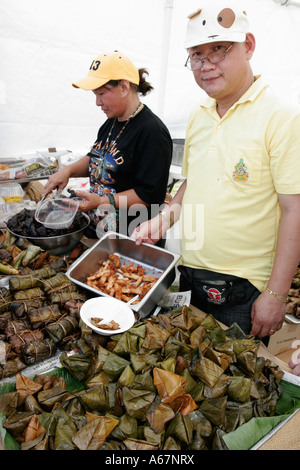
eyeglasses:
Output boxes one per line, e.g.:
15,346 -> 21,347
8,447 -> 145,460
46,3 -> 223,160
185,43 -> 234,71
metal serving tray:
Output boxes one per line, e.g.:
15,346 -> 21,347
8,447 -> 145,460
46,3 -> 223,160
66,232 -> 180,318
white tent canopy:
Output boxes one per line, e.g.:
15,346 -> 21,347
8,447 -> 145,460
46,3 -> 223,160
1,0 -> 300,158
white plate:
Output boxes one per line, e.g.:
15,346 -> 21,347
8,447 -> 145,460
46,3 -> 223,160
80,296 -> 135,336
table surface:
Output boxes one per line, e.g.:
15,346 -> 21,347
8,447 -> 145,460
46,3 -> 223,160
0,176 -> 49,185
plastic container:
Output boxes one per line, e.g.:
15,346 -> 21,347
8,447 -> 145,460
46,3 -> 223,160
0,203 -> 21,227
35,198 -> 79,229
0,183 -> 24,203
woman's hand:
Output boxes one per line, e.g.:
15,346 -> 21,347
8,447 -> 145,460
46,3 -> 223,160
75,190 -> 103,212
43,167 -> 71,195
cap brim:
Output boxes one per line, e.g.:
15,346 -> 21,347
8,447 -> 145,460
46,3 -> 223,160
72,76 -> 110,90
184,31 -> 246,49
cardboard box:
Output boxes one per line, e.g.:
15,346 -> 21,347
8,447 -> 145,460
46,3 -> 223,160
267,322 -> 300,356
253,409 -> 300,450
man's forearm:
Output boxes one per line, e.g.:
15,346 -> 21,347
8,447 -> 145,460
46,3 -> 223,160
267,194 -> 300,298
161,179 -> 187,226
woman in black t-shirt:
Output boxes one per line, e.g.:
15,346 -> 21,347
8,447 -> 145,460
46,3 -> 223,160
44,51 -> 172,238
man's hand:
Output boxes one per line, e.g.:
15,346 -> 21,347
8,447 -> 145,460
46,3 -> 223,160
250,291 -> 286,338
131,213 -> 169,245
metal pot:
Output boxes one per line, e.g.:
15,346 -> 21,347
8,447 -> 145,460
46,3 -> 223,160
7,212 -> 90,256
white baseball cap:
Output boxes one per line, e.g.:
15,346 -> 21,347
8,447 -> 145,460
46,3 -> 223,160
184,1 -> 250,49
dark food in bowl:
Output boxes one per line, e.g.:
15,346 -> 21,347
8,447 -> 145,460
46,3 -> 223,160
7,208 -> 88,238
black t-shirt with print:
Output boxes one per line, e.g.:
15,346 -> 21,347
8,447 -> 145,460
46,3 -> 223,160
87,105 -> 172,236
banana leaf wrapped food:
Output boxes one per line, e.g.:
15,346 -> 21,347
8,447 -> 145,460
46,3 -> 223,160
9,275 -> 42,292
26,304 -> 62,329
45,316 -> 79,344
60,351 -> 92,382
110,413 -> 138,441
58,331 -> 81,351
0,287 -> 13,313
0,307 -> 286,451
0,248 -> 13,264
0,310 -> 12,330
0,339 -> 12,360
42,273 -> 75,294
21,338 -> 57,365
8,329 -> 44,355
9,267 -> 56,292
0,229 -> 16,248
12,250 -> 26,269
0,356 -> 27,379
0,391 -> 20,418
64,299 -> 84,317
37,381 -> 68,412
22,414 -> 46,445
123,438 -> 160,451
23,395 -> 44,415
224,401 -> 253,433
72,414 -> 119,450
3,410 -> 36,442
4,318 -> 32,338
30,266 -> 57,279
13,287 -> 45,302
49,291 -> 87,305
10,298 -> 45,318
76,385 -> 110,413
165,412 -> 193,445
0,262 -> 19,276
21,244 -> 43,267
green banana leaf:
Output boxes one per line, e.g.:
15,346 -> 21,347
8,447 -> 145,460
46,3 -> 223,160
0,412 -> 20,450
223,414 -> 288,450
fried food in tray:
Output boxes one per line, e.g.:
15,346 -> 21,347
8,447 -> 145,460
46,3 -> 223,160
86,253 -> 159,304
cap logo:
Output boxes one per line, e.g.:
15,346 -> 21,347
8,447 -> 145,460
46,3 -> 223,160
90,60 -> 101,71
217,8 -> 235,29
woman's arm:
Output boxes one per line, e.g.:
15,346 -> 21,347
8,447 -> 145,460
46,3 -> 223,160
75,188 -> 148,213
43,155 -> 90,194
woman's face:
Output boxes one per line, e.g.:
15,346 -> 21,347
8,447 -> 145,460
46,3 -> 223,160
93,82 -> 126,119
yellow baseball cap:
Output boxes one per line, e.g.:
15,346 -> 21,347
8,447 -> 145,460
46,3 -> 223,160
72,51 -> 140,90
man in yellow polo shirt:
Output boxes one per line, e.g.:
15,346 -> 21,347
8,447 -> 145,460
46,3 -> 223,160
133,1 -> 300,344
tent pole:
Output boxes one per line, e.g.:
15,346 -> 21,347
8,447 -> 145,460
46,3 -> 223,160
157,0 -> 174,119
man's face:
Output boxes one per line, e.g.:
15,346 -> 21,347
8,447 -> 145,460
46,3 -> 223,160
188,40 -> 251,102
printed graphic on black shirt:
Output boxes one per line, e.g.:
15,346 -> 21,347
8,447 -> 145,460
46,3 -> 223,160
89,143 -> 124,197
88,142 -> 124,228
